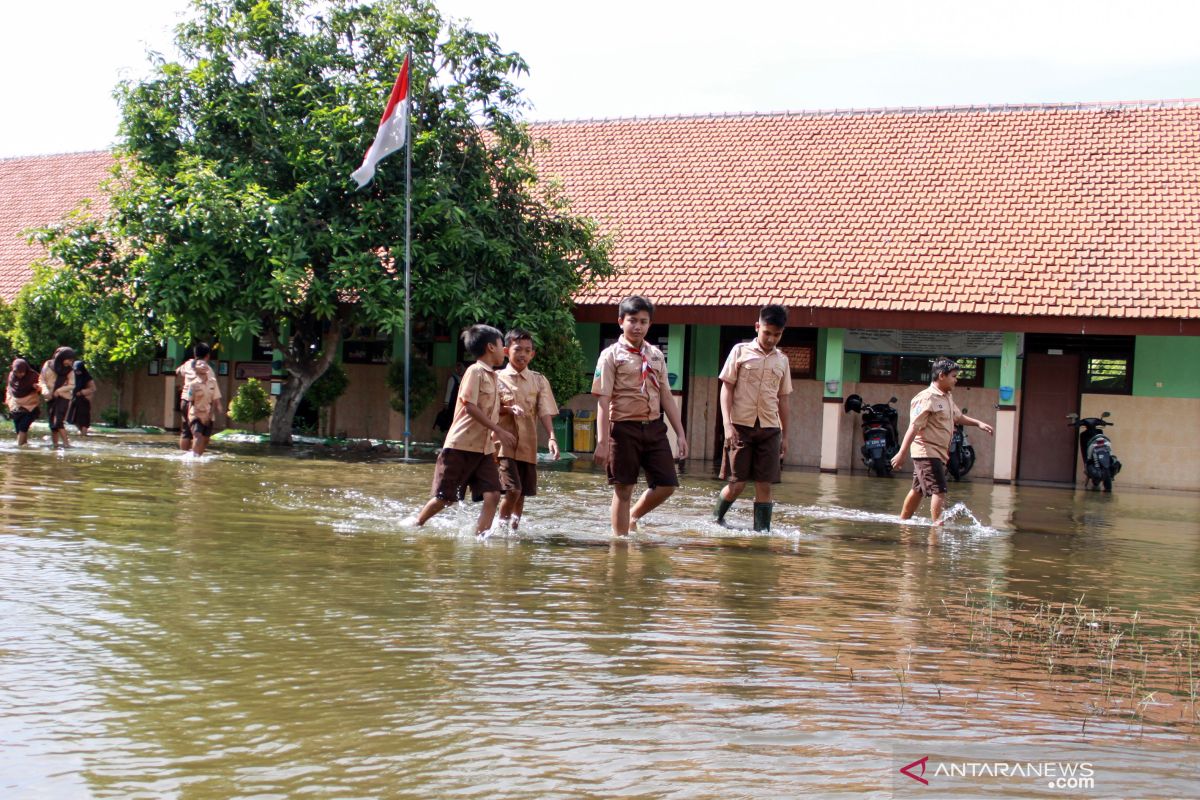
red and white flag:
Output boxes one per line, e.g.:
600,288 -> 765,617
351,55 -> 411,188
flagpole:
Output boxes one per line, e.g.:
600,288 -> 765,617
403,51 -> 413,462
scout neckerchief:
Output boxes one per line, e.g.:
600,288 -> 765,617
624,341 -> 660,395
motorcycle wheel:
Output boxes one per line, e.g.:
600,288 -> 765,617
871,456 -> 891,477
1102,473 -> 1113,493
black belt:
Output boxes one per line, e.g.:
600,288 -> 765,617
616,416 -> 663,426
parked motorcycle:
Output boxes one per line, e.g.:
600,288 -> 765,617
947,407 -> 976,481
844,394 -> 900,476
1067,412 -> 1121,492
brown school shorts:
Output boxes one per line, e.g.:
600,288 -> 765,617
188,418 -> 214,439
498,457 -> 539,496
911,457 -> 948,497
433,447 -> 502,502
607,418 -> 679,489
720,423 -> 783,484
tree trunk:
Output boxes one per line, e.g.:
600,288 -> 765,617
266,323 -> 343,446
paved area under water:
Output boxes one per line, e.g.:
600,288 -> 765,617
1,431 -> 1198,797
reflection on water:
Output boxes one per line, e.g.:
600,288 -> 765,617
1,432 -> 1198,797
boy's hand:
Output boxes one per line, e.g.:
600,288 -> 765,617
979,421 -> 995,435
676,435 -> 689,461
890,452 -> 906,471
593,438 -> 610,467
780,437 -> 789,458
548,439 -> 560,460
509,403 -> 526,417
496,429 -> 518,451
723,425 -> 739,446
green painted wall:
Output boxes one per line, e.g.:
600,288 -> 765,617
1134,336 -> 1200,398
822,328 -> 845,397
576,322 -> 600,377
431,341 -> 456,367
667,324 -> 685,391
984,358 -> 999,388
693,325 -> 721,378
224,334 -> 253,362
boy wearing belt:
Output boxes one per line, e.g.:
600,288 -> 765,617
592,296 -> 689,536
713,304 -> 793,532
496,329 -> 560,530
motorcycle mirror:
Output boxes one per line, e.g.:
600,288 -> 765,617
1066,413 -> 1079,421
888,396 -> 898,404
1101,411 -> 1111,418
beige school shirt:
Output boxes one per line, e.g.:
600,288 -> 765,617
39,362 -> 75,400
497,365 -> 558,464
908,384 -> 963,463
184,361 -> 223,423
718,341 -> 793,428
444,362 -> 506,455
591,337 -> 669,422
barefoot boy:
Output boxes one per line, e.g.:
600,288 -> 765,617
891,357 -> 994,526
181,350 -> 223,456
592,296 -> 689,536
713,304 -> 793,531
496,329 -> 560,530
415,325 -> 521,537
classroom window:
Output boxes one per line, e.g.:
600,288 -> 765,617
861,355 -> 982,386
1084,357 -> 1130,394
779,344 -> 816,379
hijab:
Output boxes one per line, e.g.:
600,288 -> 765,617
73,360 -> 93,396
48,347 -> 77,391
8,358 -> 38,398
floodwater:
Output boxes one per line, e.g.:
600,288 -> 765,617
1,432 -> 1198,799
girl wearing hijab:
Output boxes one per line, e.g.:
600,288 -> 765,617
68,360 -> 97,436
40,346 -> 76,448
6,358 -> 42,446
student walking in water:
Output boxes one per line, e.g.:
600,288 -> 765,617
40,347 -> 76,448
6,358 -> 42,446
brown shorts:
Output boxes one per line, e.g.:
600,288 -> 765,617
188,418 -> 214,439
720,423 -> 783,484
607,418 -> 679,489
433,447 -> 502,502
498,457 -> 539,496
911,457 -> 948,497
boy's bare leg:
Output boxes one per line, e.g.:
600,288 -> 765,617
498,491 -> 522,526
180,433 -> 192,451
630,485 -> 675,528
721,481 -> 746,502
416,497 -> 449,526
611,484 -> 635,536
899,489 -> 922,520
17,432 -> 28,446
476,491 -> 501,535
753,481 -> 772,502
192,435 -> 209,457
930,493 -> 947,527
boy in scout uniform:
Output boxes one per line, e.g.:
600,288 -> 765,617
592,295 -> 689,537
713,304 -> 793,532
496,329 -> 560,530
891,357 -> 994,526
414,325 -> 521,537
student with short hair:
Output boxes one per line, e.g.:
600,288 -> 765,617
178,343 -> 223,456
713,304 -> 793,531
6,358 -> 42,446
496,329 -> 560,530
40,346 -> 76,448
414,325 -> 523,537
592,295 -> 689,536
891,357 -> 994,526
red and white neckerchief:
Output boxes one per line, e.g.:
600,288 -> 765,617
625,343 -> 660,395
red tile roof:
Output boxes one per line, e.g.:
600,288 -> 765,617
531,102 -> 1200,325
0,151 -> 113,302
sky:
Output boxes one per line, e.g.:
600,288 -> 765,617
3,0 -> 1200,158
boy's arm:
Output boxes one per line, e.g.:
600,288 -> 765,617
778,391 -> 790,458
661,389 -> 689,460
539,414 -> 559,459
719,381 -> 738,445
891,421 -> 919,470
462,400 -> 517,450
594,396 -> 612,467
959,413 -> 994,435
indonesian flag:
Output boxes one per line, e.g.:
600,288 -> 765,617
351,54 -> 411,189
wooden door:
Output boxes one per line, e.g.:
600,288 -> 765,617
1018,353 -> 1080,483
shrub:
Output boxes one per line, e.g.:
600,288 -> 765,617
386,357 -> 436,418
228,378 -> 273,425
100,406 -> 131,428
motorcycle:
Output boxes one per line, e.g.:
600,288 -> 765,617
1067,411 -> 1121,492
947,406 -> 976,481
844,394 -> 900,476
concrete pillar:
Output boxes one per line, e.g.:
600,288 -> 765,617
993,332 -> 1020,482
819,328 -> 845,472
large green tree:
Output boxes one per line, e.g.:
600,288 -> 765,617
53,0 -> 611,444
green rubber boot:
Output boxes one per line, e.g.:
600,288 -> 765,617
714,496 -> 735,525
752,502 -> 774,532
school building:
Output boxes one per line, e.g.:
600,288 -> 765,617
2,100 -> 1198,491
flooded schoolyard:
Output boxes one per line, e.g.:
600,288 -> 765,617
1,431 -> 1197,798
